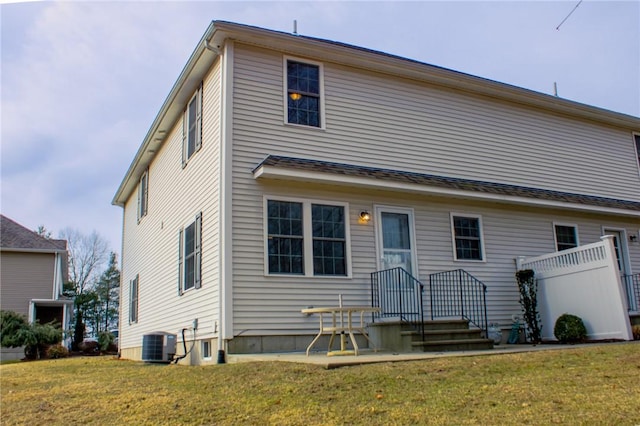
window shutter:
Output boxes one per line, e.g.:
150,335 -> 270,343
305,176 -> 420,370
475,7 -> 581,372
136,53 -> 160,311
195,83 -> 203,152
129,278 -> 133,324
194,212 -> 202,289
178,228 -> 184,295
181,108 -> 187,167
136,181 -> 141,220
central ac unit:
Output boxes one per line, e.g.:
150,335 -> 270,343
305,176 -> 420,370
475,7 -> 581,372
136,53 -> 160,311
142,332 -> 177,363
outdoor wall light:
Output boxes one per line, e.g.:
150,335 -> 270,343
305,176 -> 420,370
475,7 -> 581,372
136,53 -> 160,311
359,211 -> 371,222
630,234 -> 638,242
289,92 -> 302,101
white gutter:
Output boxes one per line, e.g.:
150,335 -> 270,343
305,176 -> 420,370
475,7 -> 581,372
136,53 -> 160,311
254,165 -> 640,218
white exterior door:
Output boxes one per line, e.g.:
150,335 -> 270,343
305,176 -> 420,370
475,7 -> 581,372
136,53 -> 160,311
376,207 -> 417,274
604,229 -> 635,310
375,206 -> 420,318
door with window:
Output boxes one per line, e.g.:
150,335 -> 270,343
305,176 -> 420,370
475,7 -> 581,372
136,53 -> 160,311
375,207 -> 420,319
603,229 -> 635,310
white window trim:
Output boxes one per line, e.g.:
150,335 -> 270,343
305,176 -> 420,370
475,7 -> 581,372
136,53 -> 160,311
450,212 -> 486,262
178,213 -> 203,294
282,56 -> 326,130
129,274 -> 139,324
202,340 -> 212,360
137,169 -> 148,222
263,195 -> 351,278
553,222 -> 580,251
182,83 -> 203,167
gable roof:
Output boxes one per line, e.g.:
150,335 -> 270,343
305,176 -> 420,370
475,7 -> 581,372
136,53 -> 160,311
113,20 -> 640,207
0,215 -> 67,253
253,155 -> 640,217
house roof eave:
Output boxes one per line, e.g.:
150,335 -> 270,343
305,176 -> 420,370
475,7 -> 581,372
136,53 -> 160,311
253,156 -> 640,219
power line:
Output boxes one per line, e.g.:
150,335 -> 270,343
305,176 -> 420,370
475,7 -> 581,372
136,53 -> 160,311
556,0 -> 584,30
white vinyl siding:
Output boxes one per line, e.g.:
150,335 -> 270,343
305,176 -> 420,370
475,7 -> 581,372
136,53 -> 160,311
229,43 -> 640,334
234,43 -> 640,202
119,59 -> 222,353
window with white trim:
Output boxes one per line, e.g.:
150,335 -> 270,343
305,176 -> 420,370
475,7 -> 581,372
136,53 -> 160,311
266,198 -> 348,276
183,83 -> 203,166
178,213 -> 202,293
129,275 -> 139,324
451,214 -> 485,261
285,59 -> 322,128
137,170 -> 148,221
202,340 -> 211,360
554,224 -> 578,251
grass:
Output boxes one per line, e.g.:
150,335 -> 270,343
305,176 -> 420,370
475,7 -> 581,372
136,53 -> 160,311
1,343 -> 639,425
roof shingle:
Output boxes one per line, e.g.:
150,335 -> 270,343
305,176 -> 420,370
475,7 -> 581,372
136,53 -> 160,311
0,215 -> 67,251
254,155 -> 640,212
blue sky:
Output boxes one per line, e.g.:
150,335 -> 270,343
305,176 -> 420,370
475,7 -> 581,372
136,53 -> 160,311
2,1 -> 639,254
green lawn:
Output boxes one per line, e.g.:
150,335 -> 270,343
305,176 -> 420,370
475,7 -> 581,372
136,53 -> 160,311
1,343 -> 639,425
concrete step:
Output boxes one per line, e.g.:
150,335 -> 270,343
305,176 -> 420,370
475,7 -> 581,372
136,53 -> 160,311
402,328 -> 484,342
411,338 -> 494,352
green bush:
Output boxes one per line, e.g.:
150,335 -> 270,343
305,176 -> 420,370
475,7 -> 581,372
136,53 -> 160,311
1,310 -> 62,359
97,331 -> 115,352
515,269 -> 542,343
632,325 -> 640,341
1,310 -> 28,348
46,343 -> 70,359
554,313 -> 587,343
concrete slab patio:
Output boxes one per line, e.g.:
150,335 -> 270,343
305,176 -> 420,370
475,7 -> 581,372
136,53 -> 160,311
227,341 -> 636,369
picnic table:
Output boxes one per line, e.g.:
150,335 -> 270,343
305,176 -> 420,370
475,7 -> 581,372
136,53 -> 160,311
301,306 -> 380,356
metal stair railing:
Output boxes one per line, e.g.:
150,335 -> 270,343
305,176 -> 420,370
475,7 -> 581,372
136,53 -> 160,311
429,269 -> 488,337
371,267 -> 424,337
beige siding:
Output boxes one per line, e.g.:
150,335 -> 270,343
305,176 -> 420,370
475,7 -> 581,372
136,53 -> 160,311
232,43 -> 640,201
228,43 -> 640,336
0,252 -> 56,316
120,59 -> 223,353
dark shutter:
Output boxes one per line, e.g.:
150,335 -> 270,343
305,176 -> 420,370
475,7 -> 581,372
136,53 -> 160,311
178,228 -> 184,295
194,212 -> 202,289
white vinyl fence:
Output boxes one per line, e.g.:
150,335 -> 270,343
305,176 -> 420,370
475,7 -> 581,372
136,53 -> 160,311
516,236 -> 632,341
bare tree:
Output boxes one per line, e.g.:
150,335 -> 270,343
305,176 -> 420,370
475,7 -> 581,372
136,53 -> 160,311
59,228 -> 109,296
58,228 -> 109,349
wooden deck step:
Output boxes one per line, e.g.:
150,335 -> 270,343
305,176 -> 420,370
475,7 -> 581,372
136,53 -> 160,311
411,338 -> 494,352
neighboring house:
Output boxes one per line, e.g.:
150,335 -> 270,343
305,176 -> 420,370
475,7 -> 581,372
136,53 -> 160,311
0,215 -> 72,361
113,21 -> 640,365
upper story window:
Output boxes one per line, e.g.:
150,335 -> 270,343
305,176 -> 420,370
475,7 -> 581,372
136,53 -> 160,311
129,275 -> 139,324
137,170 -> 148,221
451,213 -> 485,261
266,198 -> 349,276
285,59 -> 323,128
183,83 -> 203,166
178,213 -> 202,293
634,134 -> 640,171
554,224 -> 578,251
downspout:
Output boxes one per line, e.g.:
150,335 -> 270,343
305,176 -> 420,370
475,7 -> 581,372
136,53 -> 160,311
216,39 -> 235,363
